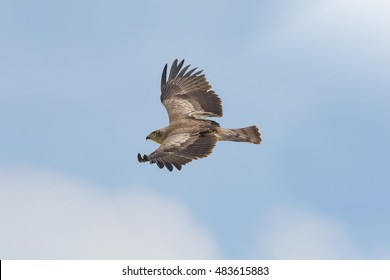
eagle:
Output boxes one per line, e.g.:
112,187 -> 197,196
138,59 -> 262,171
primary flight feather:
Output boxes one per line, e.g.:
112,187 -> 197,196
138,59 -> 262,171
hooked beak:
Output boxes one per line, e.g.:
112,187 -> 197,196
146,134 -> 151,140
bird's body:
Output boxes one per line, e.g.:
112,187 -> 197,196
138,59 -> 262,171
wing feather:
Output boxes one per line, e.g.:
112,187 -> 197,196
144,132 -> 217,171
161,63 -> 167,89
161,59 -> 223,122
177,64 -> 191,78
169,59 -> 184,81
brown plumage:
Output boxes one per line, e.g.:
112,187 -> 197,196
138,59 -> 262,171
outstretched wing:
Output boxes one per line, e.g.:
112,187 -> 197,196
161,59 -> 223,123
138,132 -> 217,171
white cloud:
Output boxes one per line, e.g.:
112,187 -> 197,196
257,0 -> 390,47
0,166 -> 220,259
253,205 -> 361,259
249,0 -> 390,78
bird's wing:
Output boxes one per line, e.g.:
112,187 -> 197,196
161,59 -> 223,123
138,131 -> 217,171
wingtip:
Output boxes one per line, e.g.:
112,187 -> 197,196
161,64 -> 168,88
166,165 -> 173,172
137,153 -> 149,163
177,59 -> 184,69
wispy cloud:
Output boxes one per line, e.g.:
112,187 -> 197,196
253,204 -> 361,259
0,166 -> 220,259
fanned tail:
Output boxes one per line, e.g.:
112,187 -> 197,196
216,126 -> 262,144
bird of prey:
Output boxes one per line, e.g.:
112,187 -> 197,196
138,59 -> 262,171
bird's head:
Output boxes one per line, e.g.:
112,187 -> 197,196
146,130 -> 164,144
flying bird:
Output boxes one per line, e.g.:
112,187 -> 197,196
138,59 -> 262,171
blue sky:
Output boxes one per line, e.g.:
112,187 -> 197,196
1,0 -> 389,259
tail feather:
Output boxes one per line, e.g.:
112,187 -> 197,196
217,126 -> 262,144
